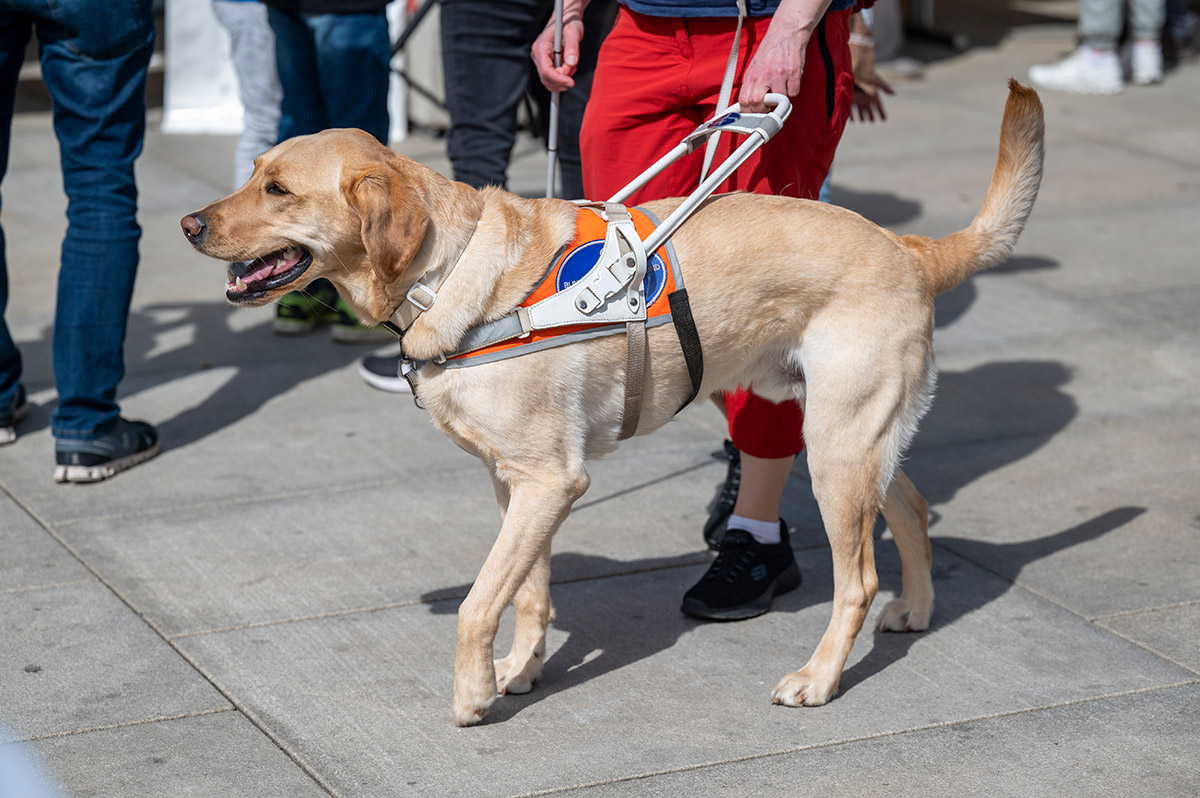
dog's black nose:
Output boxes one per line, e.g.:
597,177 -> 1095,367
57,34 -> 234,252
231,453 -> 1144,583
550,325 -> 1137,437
181,214 -> 205,243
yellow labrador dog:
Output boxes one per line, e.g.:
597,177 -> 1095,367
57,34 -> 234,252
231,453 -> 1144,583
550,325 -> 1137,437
182,81 -> 1044,727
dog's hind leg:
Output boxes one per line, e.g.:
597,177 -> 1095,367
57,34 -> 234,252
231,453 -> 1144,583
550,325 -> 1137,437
770,342 -> 922,707
495,545 -> 554,695
875,467 -> 934,632
771,449 -> 882,708
453,465 -> 589,726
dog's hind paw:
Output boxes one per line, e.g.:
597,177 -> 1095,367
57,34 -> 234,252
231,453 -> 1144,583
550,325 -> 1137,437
770,668 -> 838,707
875,597 -> 932,633
495,652 -> 542,695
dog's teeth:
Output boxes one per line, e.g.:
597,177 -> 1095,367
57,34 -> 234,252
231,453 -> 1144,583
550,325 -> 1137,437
236,276 -> 247,290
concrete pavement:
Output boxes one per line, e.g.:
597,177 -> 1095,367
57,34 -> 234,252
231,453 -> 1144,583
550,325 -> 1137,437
2,10 -> 1199,797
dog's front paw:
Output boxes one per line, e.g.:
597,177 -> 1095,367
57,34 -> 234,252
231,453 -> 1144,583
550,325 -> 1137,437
875,596 -> 933,633
494,651 -> 542,695
770,668 -> 838,707
453,682 -> 498,727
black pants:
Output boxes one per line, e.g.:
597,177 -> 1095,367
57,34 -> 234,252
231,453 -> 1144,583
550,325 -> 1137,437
439,0 -> 613,198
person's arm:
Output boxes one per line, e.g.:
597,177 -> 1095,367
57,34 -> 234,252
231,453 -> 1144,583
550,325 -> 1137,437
848,10 -> 894,122
532,0 -> 592,92
738,0 -> 832,112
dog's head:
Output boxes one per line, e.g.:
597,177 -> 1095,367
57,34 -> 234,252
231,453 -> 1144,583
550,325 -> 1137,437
181,128 -> 434,322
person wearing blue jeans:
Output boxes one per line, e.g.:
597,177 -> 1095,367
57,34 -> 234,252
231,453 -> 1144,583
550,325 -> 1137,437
264,0 -> 394,342
0,0 -> 160,482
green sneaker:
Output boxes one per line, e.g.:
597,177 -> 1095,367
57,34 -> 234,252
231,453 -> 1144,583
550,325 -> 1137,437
273,280 -> 341,336
329,298 -> 395,345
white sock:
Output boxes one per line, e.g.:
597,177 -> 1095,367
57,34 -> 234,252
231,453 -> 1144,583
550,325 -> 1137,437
727,514 -> 781,544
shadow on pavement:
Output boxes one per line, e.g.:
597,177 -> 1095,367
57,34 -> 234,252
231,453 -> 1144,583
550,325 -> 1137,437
10,300 -> 384,449
839,505 -> 1148,695
419,505 -> 1144,724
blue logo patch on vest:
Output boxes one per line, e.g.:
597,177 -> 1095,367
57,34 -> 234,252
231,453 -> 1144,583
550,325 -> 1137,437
555,239 -> 667,306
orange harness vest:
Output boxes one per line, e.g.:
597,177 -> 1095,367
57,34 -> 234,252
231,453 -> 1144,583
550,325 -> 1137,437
438,205 -> 685,367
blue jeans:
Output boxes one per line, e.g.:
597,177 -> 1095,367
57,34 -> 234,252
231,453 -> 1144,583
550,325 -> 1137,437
266,7 -> 390,143
0,0 -> 154,440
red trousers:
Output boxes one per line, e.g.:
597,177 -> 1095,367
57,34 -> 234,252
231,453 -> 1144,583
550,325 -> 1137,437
580,8 -> 854,458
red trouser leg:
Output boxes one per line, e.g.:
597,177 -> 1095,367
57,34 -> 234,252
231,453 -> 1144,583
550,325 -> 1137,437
581,8 -> 854,458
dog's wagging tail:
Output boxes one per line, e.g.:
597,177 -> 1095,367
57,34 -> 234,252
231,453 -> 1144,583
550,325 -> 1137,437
181,82 -> 1045,727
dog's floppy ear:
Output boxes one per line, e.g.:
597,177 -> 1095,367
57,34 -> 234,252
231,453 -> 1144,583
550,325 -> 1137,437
344,166 -> 430,286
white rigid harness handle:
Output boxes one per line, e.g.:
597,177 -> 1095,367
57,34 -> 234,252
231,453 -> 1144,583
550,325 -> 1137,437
609,92 -> 792,257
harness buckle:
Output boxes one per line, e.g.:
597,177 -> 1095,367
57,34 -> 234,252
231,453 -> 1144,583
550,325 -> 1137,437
405,282 -> 437,312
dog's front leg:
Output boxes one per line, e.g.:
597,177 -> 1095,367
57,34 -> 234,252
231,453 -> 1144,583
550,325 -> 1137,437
486,462 -> 555,696
494,546 -> 553,696
453,468 -> 588,726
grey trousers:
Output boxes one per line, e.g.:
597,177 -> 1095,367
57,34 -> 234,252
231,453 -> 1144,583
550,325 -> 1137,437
213,0 -> 283,188
1081,0 -> 1166,48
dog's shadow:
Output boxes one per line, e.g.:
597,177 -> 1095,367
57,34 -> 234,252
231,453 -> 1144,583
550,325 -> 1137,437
420,345 -> 1090,722
421,505 -> 1143,722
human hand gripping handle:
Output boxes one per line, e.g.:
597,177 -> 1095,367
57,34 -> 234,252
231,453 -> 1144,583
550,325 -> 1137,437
533,0 -> 590,92
738,0 -> 833,113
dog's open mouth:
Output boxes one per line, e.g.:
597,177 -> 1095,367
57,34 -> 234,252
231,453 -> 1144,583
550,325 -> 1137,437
225,246 -> 313,302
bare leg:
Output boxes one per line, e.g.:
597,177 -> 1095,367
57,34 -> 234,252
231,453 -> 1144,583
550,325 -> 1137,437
732,452 -> 795,524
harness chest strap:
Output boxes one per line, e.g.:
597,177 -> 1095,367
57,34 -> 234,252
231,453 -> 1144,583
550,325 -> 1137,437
394,205 -> 704,426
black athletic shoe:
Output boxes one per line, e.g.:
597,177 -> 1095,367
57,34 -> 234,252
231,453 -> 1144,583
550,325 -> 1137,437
681,522 -> 801,621
702,440 -> 741,550
357,354 -> 411,393
1,384 -> 28,445
54,418 -> 161,484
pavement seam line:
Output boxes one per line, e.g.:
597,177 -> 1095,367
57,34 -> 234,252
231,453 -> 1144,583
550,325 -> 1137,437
1092,597 -> 1200,622
506,680 -> 1200,798
52,439 -> 723,527
12,706 -> 236,743
0,577 -> 94,596
1089,622 -> 1200,677
930,539 -> 1200,674
168,553 -> 737,640
0,484 -> 341,798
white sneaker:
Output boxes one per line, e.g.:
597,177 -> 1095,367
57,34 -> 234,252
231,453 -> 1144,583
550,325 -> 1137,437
1131,41 -> 1163,85
1029,47 -> 1123,95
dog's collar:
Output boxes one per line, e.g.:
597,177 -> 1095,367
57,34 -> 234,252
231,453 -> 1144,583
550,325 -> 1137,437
386,219 -> 480,337
380,219 -> 480,402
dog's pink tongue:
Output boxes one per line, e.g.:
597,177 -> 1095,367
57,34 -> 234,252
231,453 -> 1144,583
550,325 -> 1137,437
243,249 -> 301,284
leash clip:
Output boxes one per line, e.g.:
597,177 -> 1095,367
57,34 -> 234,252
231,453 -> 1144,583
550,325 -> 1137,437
399,358 -> 424,409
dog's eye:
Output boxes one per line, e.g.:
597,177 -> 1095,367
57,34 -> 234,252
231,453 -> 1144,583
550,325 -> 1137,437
265,182 -> 289,196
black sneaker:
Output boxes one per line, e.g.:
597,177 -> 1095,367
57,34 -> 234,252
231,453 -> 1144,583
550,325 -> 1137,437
702,440 -> 741,550
1,384 -> 28,445
357,354 -> 411,393
54,418 -> 161,483
681,521 -> 801,621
